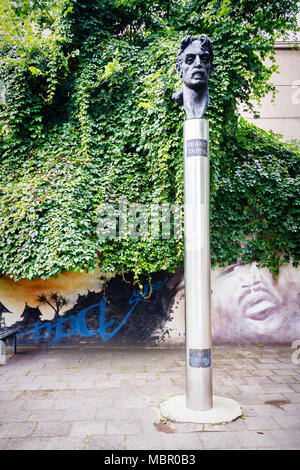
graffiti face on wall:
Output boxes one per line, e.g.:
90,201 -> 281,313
211,262 -> 300,344
159,263 -> 300,344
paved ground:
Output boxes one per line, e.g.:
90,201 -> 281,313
0,345 -> 299,450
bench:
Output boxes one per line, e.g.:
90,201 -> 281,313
0,327 -> 19,364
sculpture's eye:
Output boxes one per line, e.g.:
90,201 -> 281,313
185,54 -> 195,64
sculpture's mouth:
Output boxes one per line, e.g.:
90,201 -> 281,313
192,70 -> 205,79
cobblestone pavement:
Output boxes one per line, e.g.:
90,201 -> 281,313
0,345 -> 299,450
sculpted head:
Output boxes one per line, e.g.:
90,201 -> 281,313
176,35 -> 213,90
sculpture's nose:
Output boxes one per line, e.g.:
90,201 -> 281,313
193,55 -> 202,67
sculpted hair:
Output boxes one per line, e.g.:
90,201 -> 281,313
176,34 -> 214,77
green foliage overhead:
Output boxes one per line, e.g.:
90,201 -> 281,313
0,0 -> 299,280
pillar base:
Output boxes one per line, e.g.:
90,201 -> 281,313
160,395 -> 242,424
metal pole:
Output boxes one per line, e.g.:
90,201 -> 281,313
184,118 -> 212,411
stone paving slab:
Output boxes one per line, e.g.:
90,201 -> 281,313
0,345 -> 299,450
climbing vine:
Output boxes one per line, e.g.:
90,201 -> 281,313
0,0 -> 299,280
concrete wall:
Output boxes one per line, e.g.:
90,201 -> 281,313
240,33 -> 300,142
1,263 -> 299,347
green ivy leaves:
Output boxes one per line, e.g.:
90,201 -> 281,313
0,0 -> 299,280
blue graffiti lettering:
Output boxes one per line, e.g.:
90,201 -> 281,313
52,315 -> 77,344
76,303 -> 103,337
17,321 -> 52,345
100,296 -> 137,342
17,277 -> 168,345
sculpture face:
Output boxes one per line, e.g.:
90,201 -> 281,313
173,35 -> 213,118
180,40 -> 210,90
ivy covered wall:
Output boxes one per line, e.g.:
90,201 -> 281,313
0,0 -> 299,283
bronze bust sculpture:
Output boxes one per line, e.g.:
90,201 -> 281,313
173,35 -> 213,119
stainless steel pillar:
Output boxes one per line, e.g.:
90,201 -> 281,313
184,118 -> 212,411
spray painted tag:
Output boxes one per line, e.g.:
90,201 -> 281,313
189,348 -> 211,368
186,139 -> 208,157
